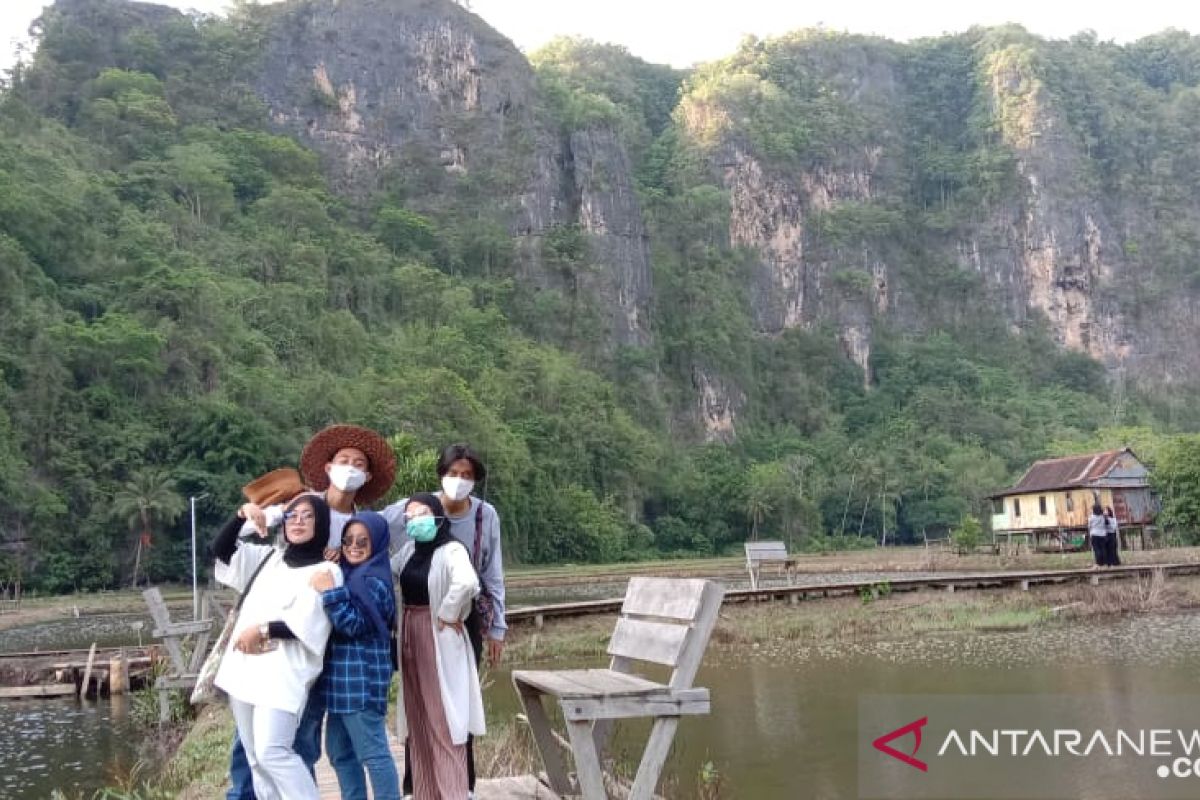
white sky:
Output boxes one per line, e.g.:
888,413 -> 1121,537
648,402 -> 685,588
3,0 -> 1200,72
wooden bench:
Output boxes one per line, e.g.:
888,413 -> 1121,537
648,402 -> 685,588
512,577 -> 724,800
744,540 -> 796,590
143,587 -> 215,721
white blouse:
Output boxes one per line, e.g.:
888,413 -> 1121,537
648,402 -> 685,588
213,542 -> 341,714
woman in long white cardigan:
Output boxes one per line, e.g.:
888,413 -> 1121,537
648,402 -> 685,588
391,492 -> 485,799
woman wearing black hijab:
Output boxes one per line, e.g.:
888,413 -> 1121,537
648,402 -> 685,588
211,493 -> 342,800
390,492 -> 483,799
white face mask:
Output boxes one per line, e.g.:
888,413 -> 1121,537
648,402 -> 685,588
328,464 -> 368,492
441,475 -> 475,502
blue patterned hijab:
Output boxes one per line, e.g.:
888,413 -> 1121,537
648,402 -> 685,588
340,511 -> 396,642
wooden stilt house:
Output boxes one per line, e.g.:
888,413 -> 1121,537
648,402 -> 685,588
989,448 -> 1159,550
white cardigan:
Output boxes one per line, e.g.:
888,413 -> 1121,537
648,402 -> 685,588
391,539 -> 485,744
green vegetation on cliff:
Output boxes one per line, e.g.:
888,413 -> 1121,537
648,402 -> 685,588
3,3 -> 1200,591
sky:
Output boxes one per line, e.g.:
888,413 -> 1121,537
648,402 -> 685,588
3,0 -> 1200,72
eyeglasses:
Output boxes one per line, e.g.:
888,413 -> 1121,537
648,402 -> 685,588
283,512 -> 316,524
343,535 -> 371,548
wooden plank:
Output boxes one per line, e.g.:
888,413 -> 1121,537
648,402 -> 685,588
514,680 -> 574,795
0,684 -> 78,698
514,669 -> 663,698
607,617 -> 689,666
563,690 -> 711,722
621,577 -> 705,620
155,674 -> 198,689
79,643 -> 97,699
629,717 -> 680,800
151,620 -> 214,638
142,587 -> 172,628
669,581 -> 723,690
566,718 -> 607,800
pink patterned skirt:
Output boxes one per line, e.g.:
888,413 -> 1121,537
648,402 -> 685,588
402,604 -> 469,799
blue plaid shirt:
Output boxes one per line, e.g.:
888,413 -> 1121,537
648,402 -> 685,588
316,577 -> 395,715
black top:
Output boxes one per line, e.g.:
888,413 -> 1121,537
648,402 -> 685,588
398,492 -> 458,607
400,556 -> 431,606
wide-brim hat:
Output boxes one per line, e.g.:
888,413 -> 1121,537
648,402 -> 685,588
300,424 -> 396,505
242,468 -> 305,507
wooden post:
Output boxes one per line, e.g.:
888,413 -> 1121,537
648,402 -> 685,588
79,643 -> 97,699
109,651 -> 128,695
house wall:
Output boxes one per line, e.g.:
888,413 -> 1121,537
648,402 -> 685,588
993,492 -> 1059,532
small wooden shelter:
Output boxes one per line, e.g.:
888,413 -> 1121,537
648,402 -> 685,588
989,448 -> 1158,550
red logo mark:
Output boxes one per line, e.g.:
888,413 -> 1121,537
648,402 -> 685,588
873,717 -> 929,772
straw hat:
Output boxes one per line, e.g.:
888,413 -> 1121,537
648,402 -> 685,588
299,424 -> 396,505
241,468 -> 305,507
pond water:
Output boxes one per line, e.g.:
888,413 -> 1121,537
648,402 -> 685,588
0,612 -> 153,654
484,612 -> 1200,798
0,694 -> 145,799
5,605 -> 1200,798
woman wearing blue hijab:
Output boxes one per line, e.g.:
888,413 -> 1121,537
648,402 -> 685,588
310,510 -> 400,800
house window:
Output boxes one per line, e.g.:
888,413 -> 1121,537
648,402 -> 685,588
1065,494 -> 1074,512
1013,498 -> 1021,517
1039,496 -> 1047,515
992,498 -> 1003,515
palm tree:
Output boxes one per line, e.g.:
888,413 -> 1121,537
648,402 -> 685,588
111,468 -> 186,587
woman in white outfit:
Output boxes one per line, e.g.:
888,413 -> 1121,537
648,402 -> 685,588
391,492 -> 485,799
213,493 -> 342,800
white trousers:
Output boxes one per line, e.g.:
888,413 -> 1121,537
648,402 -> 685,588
229,697 -> 318,800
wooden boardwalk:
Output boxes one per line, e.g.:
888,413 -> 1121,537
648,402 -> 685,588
506,562 -> 1200,626
315,737 -> 558,799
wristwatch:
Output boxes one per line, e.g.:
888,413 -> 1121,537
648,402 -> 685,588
258,622 -> 270,643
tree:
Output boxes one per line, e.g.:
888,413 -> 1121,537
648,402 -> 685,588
111,468 -> 186,586
951,515 -> 984,555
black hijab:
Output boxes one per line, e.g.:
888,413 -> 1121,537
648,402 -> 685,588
406,492 -> 455,554
282,494 -> 331,568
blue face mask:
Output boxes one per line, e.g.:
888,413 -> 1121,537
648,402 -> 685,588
407,516 -> 439,543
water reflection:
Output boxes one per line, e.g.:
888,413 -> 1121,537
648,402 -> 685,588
0,694 -> 144,799
486,612 -> 1200,798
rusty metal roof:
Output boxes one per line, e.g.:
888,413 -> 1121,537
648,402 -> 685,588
993,448 -> 1142,497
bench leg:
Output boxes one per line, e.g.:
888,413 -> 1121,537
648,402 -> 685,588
566,718 -> 608,800
515,682 -> 574,795
592,719 -> 615,768
629,717 -> 680,800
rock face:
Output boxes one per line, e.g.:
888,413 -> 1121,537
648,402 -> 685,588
39,1 -> 1200,436
252,0 -> 652,347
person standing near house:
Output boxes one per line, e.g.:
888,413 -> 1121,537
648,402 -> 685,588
1104,506 -> 1122,567
1087,503 -> 1108,568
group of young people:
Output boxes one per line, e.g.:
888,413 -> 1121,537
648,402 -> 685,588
210,424 -> 506,800
1087,503 -> 1123,567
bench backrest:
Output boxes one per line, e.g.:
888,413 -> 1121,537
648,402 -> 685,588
607,577 -> 724,690
745,541 -> 790,563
